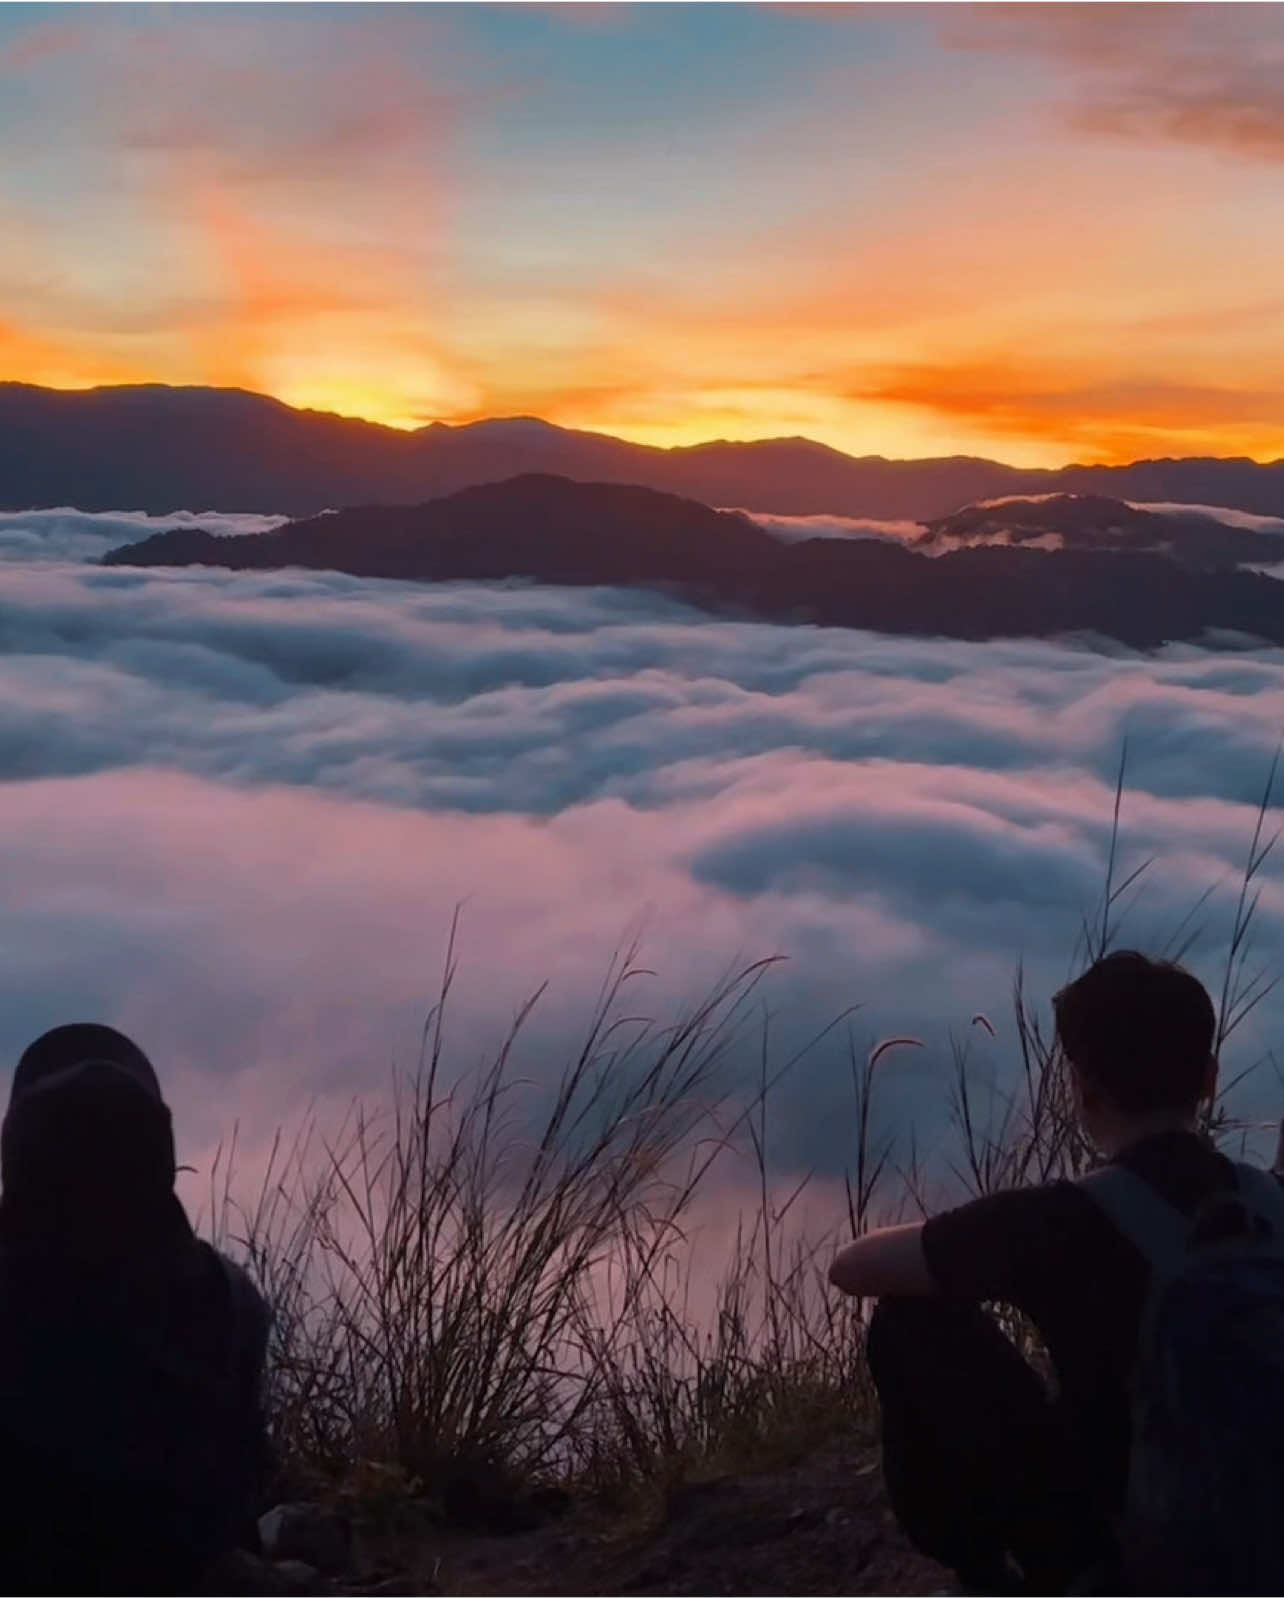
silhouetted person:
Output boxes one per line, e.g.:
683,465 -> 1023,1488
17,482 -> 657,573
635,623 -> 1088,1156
0,1024 -> 270,1594
830,952 -> 1284,1593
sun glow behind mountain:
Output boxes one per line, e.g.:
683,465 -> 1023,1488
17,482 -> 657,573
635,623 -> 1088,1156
6,4 -> 1284,465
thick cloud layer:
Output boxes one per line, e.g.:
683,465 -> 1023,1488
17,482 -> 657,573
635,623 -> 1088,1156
3,508 -> 1284,1197
0,507 -> 286,564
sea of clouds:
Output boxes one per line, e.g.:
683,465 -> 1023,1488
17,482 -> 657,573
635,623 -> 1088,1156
4,507 -> 1284,1207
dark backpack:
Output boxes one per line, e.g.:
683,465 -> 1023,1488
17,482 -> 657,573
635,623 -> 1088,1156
1081,1159 -> 1284,1595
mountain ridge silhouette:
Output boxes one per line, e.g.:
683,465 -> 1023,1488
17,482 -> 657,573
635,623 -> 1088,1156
102,472 -> 1284,652
9,380 -> 1284,520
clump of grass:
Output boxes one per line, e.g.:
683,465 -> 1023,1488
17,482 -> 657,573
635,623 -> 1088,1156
569,1029 -> 911,1499
208,753 -> 1282,1513
214,929 -> 830,1498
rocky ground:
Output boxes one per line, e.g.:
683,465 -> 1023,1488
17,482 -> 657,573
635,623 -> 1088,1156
217,1439 -> 950,1597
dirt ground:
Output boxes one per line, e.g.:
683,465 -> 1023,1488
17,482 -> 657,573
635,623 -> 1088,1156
333,1439 -> 951,1596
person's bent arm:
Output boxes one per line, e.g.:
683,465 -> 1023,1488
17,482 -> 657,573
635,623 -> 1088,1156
828,1221 -> 934,1297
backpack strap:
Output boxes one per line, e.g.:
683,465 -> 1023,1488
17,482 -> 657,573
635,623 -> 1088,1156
1081,1162 -> 1284,1275
1078,1164 -> 1191,1279
1233,1162 -> 1284,1237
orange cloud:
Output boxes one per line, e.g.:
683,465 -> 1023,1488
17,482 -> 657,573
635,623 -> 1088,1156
850,357 -> 1284,463
0,10 -> 480,428
175,175 -> 473,426
0,315 -> 135,392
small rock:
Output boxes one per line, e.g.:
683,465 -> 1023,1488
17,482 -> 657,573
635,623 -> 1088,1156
825,1506 -> 852,1529
259,1502 -> 353,1575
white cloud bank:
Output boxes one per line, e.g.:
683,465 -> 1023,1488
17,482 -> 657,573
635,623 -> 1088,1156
748,499 -> 1284,555
1131,502 -> 1284,534
2,508 -> 1284,1194
0,507 -> 286,565
734,509 -> 926,546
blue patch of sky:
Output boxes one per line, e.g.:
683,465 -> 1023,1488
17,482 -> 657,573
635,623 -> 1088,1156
434,5 -> 1062,288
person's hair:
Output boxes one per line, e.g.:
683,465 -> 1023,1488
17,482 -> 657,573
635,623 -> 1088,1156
1053,950 -> 1216,1116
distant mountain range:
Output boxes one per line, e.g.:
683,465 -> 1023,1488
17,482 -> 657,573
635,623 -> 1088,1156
10,381 -> 1284,520
104,475 -> 1284,650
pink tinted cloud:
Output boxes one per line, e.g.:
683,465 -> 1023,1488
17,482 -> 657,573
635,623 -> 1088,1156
950,3 -> 1284,164
4,524 -> 1284,1204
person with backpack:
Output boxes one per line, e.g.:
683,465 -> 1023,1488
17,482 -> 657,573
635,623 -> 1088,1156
0,1023 -> 272,1594
829,950 -> 1284,1595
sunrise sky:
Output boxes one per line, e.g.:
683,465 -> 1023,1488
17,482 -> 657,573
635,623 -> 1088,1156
4,2 -> 1284,465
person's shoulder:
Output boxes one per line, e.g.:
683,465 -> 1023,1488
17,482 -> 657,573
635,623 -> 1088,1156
193,1242 -> 271,1336
921,1177 -> 1103,1300
219,1250 -> 270,1320
927,1175 -> 1094,1230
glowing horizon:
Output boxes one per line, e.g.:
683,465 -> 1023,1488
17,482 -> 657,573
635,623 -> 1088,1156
5,4 -> 1284,469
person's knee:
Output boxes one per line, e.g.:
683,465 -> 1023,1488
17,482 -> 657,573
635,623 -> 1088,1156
866,1295 -> 945,1384
867,1295 -> 1016,1396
